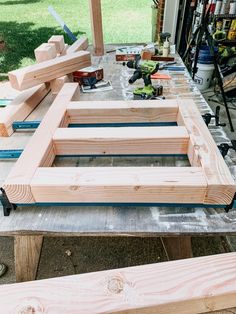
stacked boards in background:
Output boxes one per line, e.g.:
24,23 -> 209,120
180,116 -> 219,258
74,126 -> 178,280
0,35 -> 90,137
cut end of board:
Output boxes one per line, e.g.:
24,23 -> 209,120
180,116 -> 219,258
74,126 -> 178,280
8,72 -> 22,91
2,183 -> 35,204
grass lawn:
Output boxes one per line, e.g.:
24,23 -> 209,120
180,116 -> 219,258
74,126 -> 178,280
0,0 -> 152,74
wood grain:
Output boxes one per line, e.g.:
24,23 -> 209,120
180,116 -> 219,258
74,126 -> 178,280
0,253 -> 236,313
34,43 -> 57,62
89,0 -> 104,55
14,235 -> 43,282
50,75 -> 72,95
3,83 -> 80,204
0,84 -> 49,137
177,99 -> 236,205
67,36 -> 89,54
53,126 -> 189,155
31,167 -> 207,204
50,44 -> 71,94
48,35 -> 65,53
60,43 -> 69,56
67,99 -> 179,124
8,51 -> 91,90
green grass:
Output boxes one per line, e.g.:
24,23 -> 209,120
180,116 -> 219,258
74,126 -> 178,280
0,0 -> 152,73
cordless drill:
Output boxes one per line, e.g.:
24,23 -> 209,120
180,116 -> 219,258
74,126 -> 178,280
125,57 -> 161,99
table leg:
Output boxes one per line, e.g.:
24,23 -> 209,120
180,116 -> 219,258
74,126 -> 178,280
14,235 -> 43,282
161,236 -> 192,260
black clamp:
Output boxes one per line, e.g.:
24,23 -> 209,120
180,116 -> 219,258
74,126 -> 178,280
202,106 -> 226,127
218,140 -> 236,158
225,193 -> 236,213
0,188 -> 17,216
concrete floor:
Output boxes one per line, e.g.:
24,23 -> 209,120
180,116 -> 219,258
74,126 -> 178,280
0,235 -> 231,285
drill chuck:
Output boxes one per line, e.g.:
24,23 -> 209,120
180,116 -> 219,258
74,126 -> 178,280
128,70 -> 142,84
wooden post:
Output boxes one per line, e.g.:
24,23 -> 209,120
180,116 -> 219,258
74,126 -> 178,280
14,235 -> 43,282
89,0 -> 104,56
161,236 -> 193,260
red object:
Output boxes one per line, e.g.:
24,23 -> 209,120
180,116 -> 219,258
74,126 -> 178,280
73,67 -> 104,84
151,73 -> 172,80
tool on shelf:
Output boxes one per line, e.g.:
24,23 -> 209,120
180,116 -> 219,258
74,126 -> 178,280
202,105 -> 226,126
124,57 -> 162,99
182,0 -> 235,132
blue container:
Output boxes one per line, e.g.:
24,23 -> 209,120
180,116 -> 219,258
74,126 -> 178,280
198,45 -> 218,64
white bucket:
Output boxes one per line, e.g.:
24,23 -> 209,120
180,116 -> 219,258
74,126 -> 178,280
194,63 -> 214,91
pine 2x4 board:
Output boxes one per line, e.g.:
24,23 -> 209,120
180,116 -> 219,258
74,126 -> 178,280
2,83 -> 236,208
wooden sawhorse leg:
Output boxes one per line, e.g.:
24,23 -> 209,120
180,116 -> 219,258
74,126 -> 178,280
161,236 -> 193,260
14,235 -> 43,282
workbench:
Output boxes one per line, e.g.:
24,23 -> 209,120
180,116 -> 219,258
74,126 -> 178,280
0,46 -> 236,283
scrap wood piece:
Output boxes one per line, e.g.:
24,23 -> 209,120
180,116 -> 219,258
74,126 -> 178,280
60,43 -> 69,56
34,40 -> 71,93
48,35 -> 65,53
0,84 -> 49,137
34,43 -> 57,63
50,75 -> 72,95
0,253 -> 236,313
67,36 -> 89,54
8,51 -> 91,90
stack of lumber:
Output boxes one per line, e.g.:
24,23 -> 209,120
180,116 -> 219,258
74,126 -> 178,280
0,35 -> 90,137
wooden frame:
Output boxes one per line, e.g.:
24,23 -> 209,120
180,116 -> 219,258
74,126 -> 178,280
2,83 -> 235,206
1,252 -> 236,313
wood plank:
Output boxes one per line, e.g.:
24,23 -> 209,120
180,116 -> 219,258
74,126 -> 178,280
1,253 -> 236,313
67,99 -> 179,124
50,75 -> 72,95
89,0 -> 104,56
48,35 -> 65,53
50,44 -> 71,93
3,83 -> 80,204
60,43 -> 69,56
8,51 -> 91,90
161,237 -> 193,260
177,99 -> 236,205
31,167 -> 207,204
0,84 -> 49,137
67,36 -> 89,53
34,43 -> 57,62
53,126 -> 189,155
14,235 -> 43,282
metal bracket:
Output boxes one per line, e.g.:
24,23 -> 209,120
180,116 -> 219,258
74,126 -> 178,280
225,193 -> 236,213
0,188 -> 17,216
218,140 -> 236,158
202,106 -> 226,127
